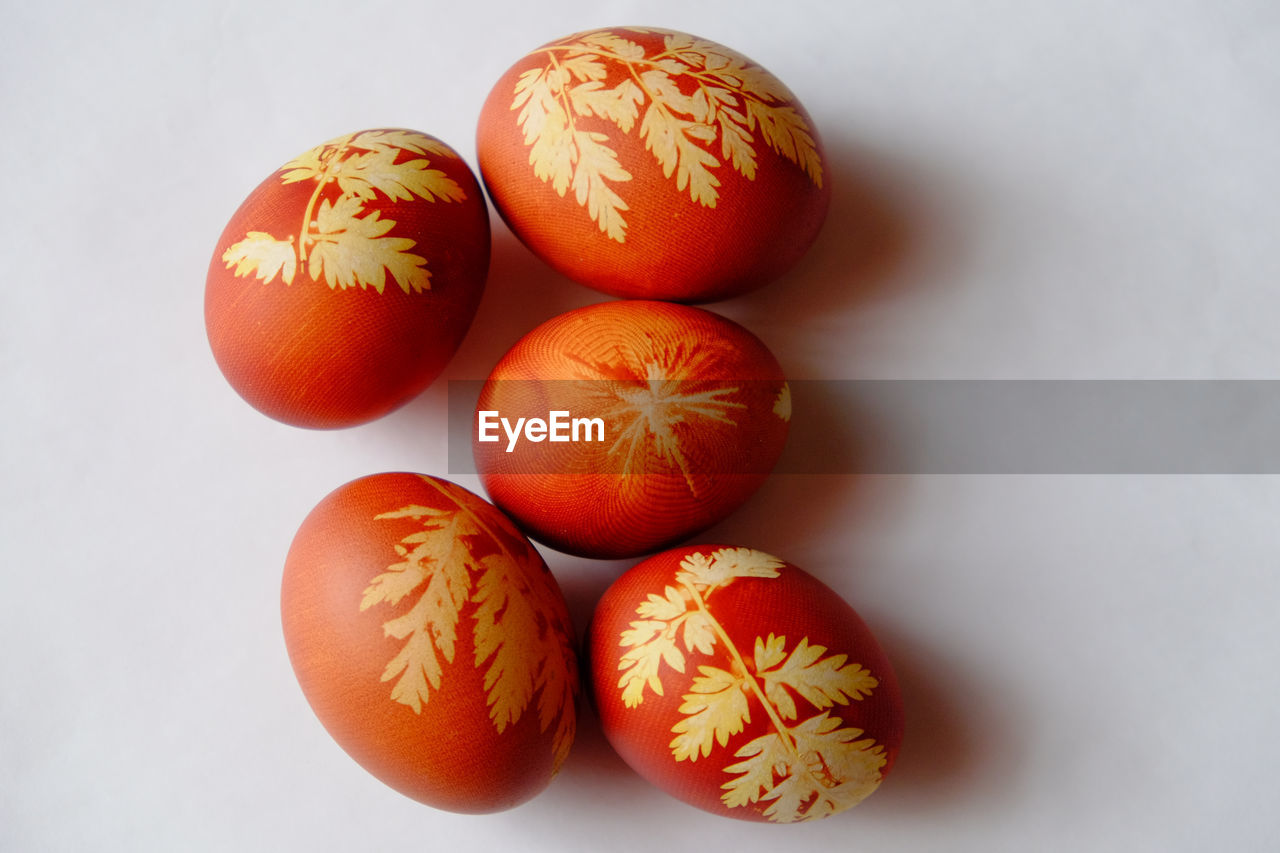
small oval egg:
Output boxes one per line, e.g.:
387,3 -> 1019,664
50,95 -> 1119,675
280,473 -> 578,812
477,27 -> 830,303
588,544 -> 904,823
206,129 -> 489,428
473,301 -> 790,559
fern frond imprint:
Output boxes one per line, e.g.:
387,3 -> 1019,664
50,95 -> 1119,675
222,130 -> 465,294
222,232 -> 297,285
615,547 -> 886,822
511,30 -> 823,243
363,477 -> 576,769
361,504 -> 471,713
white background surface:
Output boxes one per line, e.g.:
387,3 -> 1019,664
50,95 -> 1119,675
3,0 -> 1279,850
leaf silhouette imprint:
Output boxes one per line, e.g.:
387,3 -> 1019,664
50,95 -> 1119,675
221,130 -> 466,294
617,548 -> 887,822
360,476 -> 576,770
512,29 -> 823,242
571,340 -> 748,494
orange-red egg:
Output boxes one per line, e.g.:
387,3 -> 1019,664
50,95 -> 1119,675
477,27 -> 830,302
473,301 -> 790,559
206,129 -> 489,428
588,544 -> 904,822
280,473 -> 578,812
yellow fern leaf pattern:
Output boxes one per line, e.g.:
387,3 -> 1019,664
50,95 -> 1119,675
535,625 -> 578,772
573,342 -> 756,495
756,634 -> 878,721
617,617 -> 686,707
471,554 -> 539,731
615,547 -> 886,822
221,231 -> 297,285
363,478 -> 575,767
669,665 -> 750,761
361,505 -> 472,713
307,195 -> 429,294
617,548 -> 779,706
511,29 -> 823,242
222,130 -> 464,294
722,712 -> 886,821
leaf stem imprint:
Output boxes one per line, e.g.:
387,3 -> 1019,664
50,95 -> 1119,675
296,134 -> 350,261
418,478 -> 578,769
540,43 -> 785,111
363,476 -> 576,768
224,130 -> 457,294
683,579 -> 804,762
420,477 -> 507,561
544,50 -> 581,159
616,548 -> 884,821
512,32 -> 821,244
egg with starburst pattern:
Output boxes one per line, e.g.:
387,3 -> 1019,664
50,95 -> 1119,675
472,301 -> 790,558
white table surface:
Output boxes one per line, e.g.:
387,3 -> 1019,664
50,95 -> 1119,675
3,1 -> 1278,850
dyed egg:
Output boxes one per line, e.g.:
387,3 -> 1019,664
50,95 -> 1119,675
477,27 -> 829,302
588,545 -> 904,822
205,129 -> 490,428
473,301 -> 790,559
280,473 -> 578,812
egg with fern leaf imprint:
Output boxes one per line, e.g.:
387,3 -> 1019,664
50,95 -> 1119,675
205,129 -> 489,429
588,545 -> 904,822
477,27 -> 830,302
280,473 -> 578,812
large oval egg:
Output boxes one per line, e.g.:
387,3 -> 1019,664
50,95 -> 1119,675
588,545 -> 904,823
280,473 -> 578,812
477,27 -> 830,302
473,301 -> 790,559
206,129 -> 490,428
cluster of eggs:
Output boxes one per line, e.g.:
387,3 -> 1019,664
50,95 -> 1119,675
206,27 -> 904,823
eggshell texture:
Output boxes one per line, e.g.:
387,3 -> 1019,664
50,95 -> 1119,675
280,473 -> 578,812
588,545 -> 904,822
206,129 -> 490,429
477,27 -> 830,302
474,301 -> 790,559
